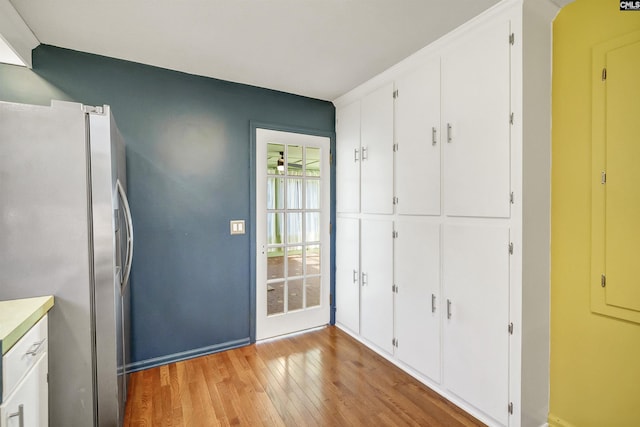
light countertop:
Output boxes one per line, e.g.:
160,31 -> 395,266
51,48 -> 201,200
0,296 -> 54,355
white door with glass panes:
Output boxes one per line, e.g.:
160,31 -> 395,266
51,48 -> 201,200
395,58 -> 441,216
335,217 -> 360,334
256,128 -> 330,340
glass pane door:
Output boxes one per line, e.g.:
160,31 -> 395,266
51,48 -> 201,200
256,129 -> 330,340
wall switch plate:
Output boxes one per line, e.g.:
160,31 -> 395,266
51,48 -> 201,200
230,220 -> 245,235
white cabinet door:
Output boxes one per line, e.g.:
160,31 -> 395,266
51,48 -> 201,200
396,58 -> 441,216
443,224 -> 509,425
395,219 -> 440,382
442,19 -> 511,218
336,100 -> 361,213
0,354 -> 48,427
360,219 -> 394,354
335,217 -> 360,334
361,83 -> 394,214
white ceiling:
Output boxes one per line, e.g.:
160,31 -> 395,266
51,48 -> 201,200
9,0 -> 511,101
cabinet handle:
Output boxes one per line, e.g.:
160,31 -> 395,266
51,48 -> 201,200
354,147 -> 359,162
432,127 -> 437,145
361,272 -> 368,287
447,123 -> 453,143
361,146 -> 368,161
353,269 -> 359,284
431,294 -> 436,313
447,299 -> 452,319
25,339 -> 45,356
9,404 -> 24,427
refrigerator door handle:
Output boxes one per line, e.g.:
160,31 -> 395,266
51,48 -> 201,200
117,179 -> 134,293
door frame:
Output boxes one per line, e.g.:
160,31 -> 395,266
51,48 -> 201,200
249,121 -> 335,342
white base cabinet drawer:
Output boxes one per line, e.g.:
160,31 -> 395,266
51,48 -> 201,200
0,353 -> 48,427
2,316 -> 48,401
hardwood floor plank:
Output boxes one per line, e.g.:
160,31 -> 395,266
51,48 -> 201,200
125,326 -> 486,427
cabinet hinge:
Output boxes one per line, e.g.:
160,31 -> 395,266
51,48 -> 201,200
510,192 -> 514,204
330,293 -> 333,305
508,402 -> 514,415
601,274 -> 606,288
393,143 -> 399,152
510,112 -> 514,125
509,242 -> 514,255
509,33 -> 515,45
393,197 -> 399,206
329,222 -> 332,235
393,89 -> 399,99
508,322 -> 513,335
392,338 -> 398,348
392,230 -> 398,238
601,171 -> 607,184
330,152 -> 333,165
392,284 -> 398,293
602,67 -> 607,81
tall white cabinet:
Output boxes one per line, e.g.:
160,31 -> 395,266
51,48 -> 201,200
443,224 -> 511,425
394,219 -> 440,383
395,58 -> 441,216
335,217 -> 360,334
442,19 -> 512,218
334,1 -> 557,426
360,84 -> 394,215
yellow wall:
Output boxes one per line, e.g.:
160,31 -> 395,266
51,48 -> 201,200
550,1 -> 640,426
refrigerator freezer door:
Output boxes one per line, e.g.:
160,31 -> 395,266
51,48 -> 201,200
88,106 -> 130,427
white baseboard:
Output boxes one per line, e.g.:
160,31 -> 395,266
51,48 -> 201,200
334,323 -> 503,427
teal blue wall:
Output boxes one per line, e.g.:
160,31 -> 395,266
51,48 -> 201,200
0,45 -> 335,368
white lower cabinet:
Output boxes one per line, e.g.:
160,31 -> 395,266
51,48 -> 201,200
335,217 -> 361,334
443,224 -> 510,425
1,354 -> 48,427
394,220 -> 441,383
1,315 -> 49,427
360,219 -> 394,354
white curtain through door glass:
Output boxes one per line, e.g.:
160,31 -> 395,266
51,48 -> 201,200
266,179 -> 320,244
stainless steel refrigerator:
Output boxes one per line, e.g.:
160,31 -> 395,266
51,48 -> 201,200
0,100 -> 133,426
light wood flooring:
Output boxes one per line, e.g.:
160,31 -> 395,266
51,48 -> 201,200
124,326 -> 485,426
